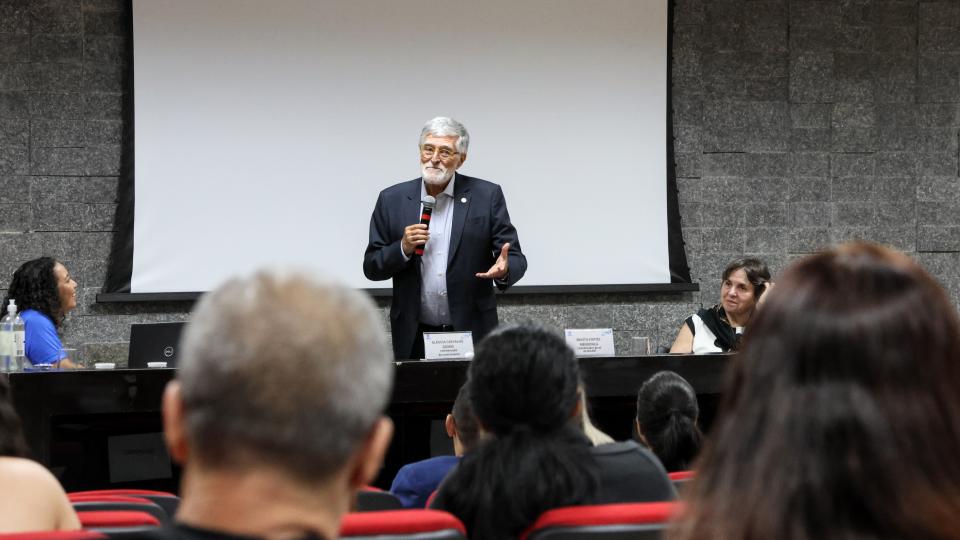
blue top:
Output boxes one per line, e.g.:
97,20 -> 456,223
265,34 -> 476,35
390,455 -> 459,508
21,309 -> 64,366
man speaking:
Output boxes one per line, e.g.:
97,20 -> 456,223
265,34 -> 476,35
364,117 -> 527,359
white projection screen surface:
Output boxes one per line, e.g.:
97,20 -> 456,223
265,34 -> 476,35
131,0 -> 669,293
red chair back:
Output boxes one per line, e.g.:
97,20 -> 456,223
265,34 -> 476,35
341,509 -> 466,539
68,490 -> 180,518
521,502 -> 681,540
75,510 -> 160,530
0,532 -> 106,540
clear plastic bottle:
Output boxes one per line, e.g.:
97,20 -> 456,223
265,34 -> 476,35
0,300 -> 25,372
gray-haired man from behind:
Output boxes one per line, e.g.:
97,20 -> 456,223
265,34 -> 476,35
158,270 -> 394,540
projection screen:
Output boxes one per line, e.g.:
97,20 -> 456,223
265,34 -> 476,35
130,0 -> 671,293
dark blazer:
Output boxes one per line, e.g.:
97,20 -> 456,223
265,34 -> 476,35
363,173 -> 527,359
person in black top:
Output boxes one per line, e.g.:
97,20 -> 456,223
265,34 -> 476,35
155,270 -> 394,540
431,325 -> 598,539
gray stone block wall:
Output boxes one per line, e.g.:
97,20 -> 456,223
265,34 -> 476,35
1,0 -> 958,364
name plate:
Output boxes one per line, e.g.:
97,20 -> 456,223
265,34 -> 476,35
565,328 -> 615,357
424,331 -> 475,360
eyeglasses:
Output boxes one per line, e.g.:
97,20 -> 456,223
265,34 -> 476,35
420,144 -> 459,160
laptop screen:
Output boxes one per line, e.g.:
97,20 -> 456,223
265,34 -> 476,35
127,322 -> 185,368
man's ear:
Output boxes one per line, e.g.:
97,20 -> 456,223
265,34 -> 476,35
349,417 -> 394,489
444,413 -> 457,439
570,390 -> 584,421
456,153 -> 467,169
162,381 -> 189,464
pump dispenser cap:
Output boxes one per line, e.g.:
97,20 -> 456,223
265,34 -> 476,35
6,300 -> 15,315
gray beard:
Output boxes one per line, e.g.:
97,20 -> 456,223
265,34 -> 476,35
422,167 -> 454,186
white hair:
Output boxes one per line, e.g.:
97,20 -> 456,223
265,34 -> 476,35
420,116 -> 470,154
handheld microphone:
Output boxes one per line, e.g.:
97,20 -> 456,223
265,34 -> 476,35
414,195 -> 436,256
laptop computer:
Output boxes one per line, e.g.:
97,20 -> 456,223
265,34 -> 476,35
127,322 -> 186,368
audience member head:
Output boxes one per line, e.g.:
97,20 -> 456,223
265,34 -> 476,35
579,383 -> 614,446
3,257 -> 78,328
0,376 -> 27,458
672,242 -> 960,540
163,269 -> 394,538
437,324 -> 597,539
719,257 -> 770,324
446,383 -> 480,456
634,371 -> 701,471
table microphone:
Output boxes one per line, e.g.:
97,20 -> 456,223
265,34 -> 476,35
415,195 -> 436,256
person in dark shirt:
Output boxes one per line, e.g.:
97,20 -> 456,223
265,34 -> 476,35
635,371 -> 703,472
155,270 -> 394,540
390,382 -> 479,508
430,325 -> 599,539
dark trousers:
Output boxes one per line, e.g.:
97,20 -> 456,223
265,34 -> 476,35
410,322 -> 455,360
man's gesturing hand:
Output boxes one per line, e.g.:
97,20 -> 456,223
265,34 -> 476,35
402,224 -> 429,257
476,243 -> 511,280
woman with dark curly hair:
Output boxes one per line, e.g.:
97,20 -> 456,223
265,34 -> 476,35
0,375 -> 80,531
2,257 -> 78,368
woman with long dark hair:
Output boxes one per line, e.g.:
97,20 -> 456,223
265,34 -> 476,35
635,371 -> 702,472
0,376 -> 80,531
3,257 -> 79,368
671,242 -> 960,539
431,325 -> 599,539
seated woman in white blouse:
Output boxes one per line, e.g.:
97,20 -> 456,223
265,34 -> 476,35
670,258 -> 772,354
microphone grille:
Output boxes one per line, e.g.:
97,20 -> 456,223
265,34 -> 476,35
421,195 -> 437,209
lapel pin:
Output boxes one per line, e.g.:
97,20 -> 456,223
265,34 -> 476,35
461,197 -> 467,203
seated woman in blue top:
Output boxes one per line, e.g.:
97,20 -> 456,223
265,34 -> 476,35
3,257 -> 78,369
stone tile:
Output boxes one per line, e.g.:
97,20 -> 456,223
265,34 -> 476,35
82,92 -> 123,119
832,127 -> 877,152
744,227 -> 788,253
701,227 -> 745,253
29,62 -> 82,91
31,118 -> 84,147
0,63 -> 31,90
81,62 -> 123,92
788,178 -> 830,202
788,227 -> 830,253
833,202 -> 876,226
789,152 -> 830,176
790,128 -> 832,151
744,203 -> 787,227
0,175 -> 30,203
0,91 -> 28,118
917,225 -> 960,251
917,176 -> 960,202
675,153 -> 702,178
32,202 -> 86,231
789,202 -> 832,227
674,125 -> 702,153
791,103 -> 831,128
0,232 -> 42,261
0,204 -> 31,231
83,9 -> 128,36
831,153 -> 875,177
790,52 -> 835,102
0,3 -> 31,33
832,103 -> 876,128
876,152 -> 919,176
86,203 -> 115,231
31,1 -> 82,34
83,35 -> 126,64
918,202 -> 960,226
31,34 -> 82,63
918,152 -> 958,176
0,33 -> 30,62
29,92 -> 84,118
